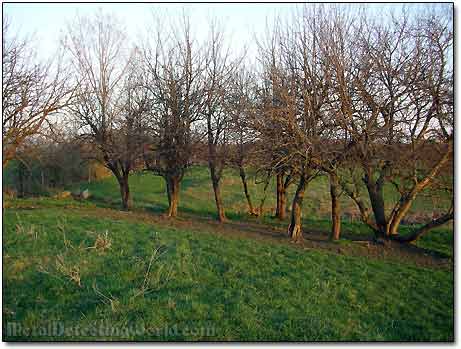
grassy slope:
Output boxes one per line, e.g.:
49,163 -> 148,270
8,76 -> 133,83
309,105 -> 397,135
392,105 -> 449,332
3,206 -> 453,341
67,166 -> 453,257
3,166 -> 454,341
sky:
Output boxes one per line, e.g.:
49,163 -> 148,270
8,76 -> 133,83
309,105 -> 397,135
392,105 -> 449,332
3,3 -> 295,61
3,2 -> 452,63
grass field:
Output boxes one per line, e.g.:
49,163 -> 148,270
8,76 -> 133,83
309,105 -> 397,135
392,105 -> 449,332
2,166 -> 454,341
63,166 -> 452,222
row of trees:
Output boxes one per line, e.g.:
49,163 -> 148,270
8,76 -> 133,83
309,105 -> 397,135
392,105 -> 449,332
3,5 -> 453,243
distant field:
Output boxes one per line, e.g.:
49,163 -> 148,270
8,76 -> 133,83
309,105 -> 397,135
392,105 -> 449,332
57,165 -> 451,222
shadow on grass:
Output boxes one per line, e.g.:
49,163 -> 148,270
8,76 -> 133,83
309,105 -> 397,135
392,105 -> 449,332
181,175 -> 209,191
46,179 -> 454,262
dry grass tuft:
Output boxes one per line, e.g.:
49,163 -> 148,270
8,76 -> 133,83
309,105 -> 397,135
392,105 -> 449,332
92,281 -> 120,312
93,230 -> 112,252
131,244 -> 172,300
55,254 -> 82,287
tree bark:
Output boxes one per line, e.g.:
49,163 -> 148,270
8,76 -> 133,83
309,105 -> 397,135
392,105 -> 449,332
3,153 -> 12,168
364,172 -> 387,237
208,161 -> 227,222
392,210 -> 453,243
387,192 -> 417,236
387,144 -> 453,237
288,175 -> 307,243
207,111 -> 227,222
211,170 -> 226,222
239,165 -> 256,215
118,174 -> 131,211
275,173 -> 288,220
166,175 -> 180,217
258,173 -> 271,217
329,172 -> 341,240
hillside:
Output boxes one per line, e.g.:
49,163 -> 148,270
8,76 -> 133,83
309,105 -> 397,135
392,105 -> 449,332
3,167 -> 454,341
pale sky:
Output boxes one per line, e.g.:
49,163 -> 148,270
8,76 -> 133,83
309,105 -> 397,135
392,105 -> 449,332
3,2 -> 452,63
4,3 -> 295,62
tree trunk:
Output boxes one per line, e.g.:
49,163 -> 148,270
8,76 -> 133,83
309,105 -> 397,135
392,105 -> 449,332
392,210 -> 453,243
258,173 -> 271,217
387,192 -> 418,236
364,175 -> 387,237
166,175 -> 180,217
388,146 -> 453,237
212,177 -> 226,222
239,165 -> 256,215
275,173 -> 287,220
3,147 -> 15,168
288,175 -> 307,243
118,174 -> 131,211
208,161 -> 226,222
329,172 -> 341,241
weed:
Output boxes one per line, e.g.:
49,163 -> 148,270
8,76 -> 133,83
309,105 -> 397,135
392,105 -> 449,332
132,244 -> 172,299
55,254 -> 82,287
92,281 -> 120,313
93,230 -> 112,252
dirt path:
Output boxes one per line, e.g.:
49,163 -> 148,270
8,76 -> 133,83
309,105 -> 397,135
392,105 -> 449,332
59,205 -> 453,270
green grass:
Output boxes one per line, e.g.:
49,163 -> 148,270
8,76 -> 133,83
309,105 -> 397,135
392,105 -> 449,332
413,227 -> 454,258
3,166 -> 454,341
3,206 -> 454,341
60,166 -> 452,257
63,165 -> 451,221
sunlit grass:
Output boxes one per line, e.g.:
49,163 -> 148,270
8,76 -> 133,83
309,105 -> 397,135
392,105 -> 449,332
3,165 -> 453,341
3,207 -> 454,341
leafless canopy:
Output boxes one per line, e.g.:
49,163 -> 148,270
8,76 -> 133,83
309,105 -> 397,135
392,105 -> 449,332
2,17 -> 73,167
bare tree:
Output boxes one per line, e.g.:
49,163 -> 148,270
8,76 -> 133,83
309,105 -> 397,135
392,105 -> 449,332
313,7 -> 360,241
227,68 -> 259,216
64,12 -> 148,210
142,14 -> 204,217
2,17 -> 73,167
256,7 -> 332,242
202,21 -> 240,222
254,18 -> 294,220
326,7 -> 453,240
